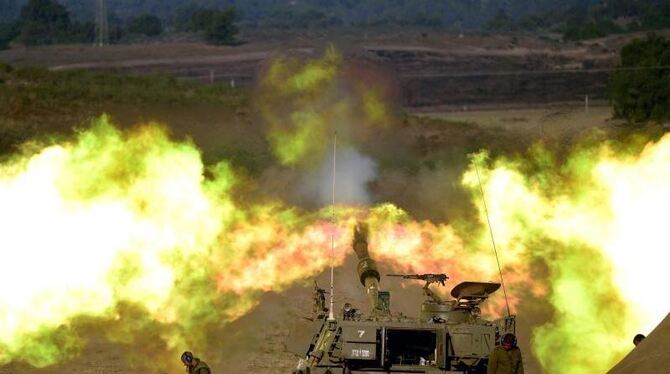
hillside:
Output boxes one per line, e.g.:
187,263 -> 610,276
3,28 -> 655,110
1,0 -> 591,29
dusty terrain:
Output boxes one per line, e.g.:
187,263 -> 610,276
3,28 -> 666,109
420,106 -> 612,136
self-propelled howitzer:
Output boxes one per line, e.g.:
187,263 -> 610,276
293,222 -> 515,374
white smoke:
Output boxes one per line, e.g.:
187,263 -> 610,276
298,146 -> 377,206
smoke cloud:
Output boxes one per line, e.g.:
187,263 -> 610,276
297,145 -> 377,206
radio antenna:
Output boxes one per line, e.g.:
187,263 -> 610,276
328,132 -> 337,321
474,161 -> 511,317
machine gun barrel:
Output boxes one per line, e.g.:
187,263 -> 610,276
352,222 -> 382,313
387,273 -> 449,286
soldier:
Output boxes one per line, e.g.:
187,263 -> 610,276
487,333 -> 523,374
633,334 -> 646,346
312,281 -> 328,317
342,302 -> 358,321
181,351 -> 211,374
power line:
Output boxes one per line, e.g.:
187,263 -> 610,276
400,65 -> 670,79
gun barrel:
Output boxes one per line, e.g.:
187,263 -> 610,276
386,273 -> 449,284
352,223 -> 381,312
387,274 -> 419,278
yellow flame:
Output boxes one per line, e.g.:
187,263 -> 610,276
460,135 -> 670,373
595,137 -> 670,330
0,116 -> 505,368
256,48 -> 391,166
0,117 -> 232,366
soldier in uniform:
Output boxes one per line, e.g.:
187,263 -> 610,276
181,351 -> 211,374
342,302 -> 358,321
312,281 -> 328,318
487,333 -> 523,374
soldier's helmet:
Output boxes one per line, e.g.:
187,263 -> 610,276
181,351 -> 194,365
501,333 -> 517,348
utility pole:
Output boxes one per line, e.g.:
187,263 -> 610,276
95,0 -> 109,47
585,94 -> 590,113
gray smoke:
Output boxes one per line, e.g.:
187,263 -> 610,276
298,146 -> 377,206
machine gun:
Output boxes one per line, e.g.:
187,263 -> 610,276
387,273 -> 449,303
387,273 -> 448,286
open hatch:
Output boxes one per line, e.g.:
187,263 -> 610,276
386,329 -> 437,365
451,282 -> 501,301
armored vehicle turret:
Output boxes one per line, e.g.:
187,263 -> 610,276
293,222 -> 515,374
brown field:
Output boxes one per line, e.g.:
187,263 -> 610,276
3,28 -> 661,108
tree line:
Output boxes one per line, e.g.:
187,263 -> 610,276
0,0 -> 239,49
2,0 -> 591,32
486,0 -> 670,41
611,33 -> 670,124
6,0 -> 670,39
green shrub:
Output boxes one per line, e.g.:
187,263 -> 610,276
641,7 -> 670,30
12,0 -> 94,45
0,64 -> 248,118
17,0 -> 71,45
562,19 -> 623,41
610,34 -> 670,123
185,7 -> 239,45
203,8 -> 238,45
0,22 -> 20,49
128,14 -> 163,36
485,10 -> 517,32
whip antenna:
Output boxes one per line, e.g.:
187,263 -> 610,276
328,133 -> 337,321
474,161 -> 511,317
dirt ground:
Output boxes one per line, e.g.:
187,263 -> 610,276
419,105 -> 615,142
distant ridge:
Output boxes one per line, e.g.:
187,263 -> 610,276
2,0 -> 591,29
